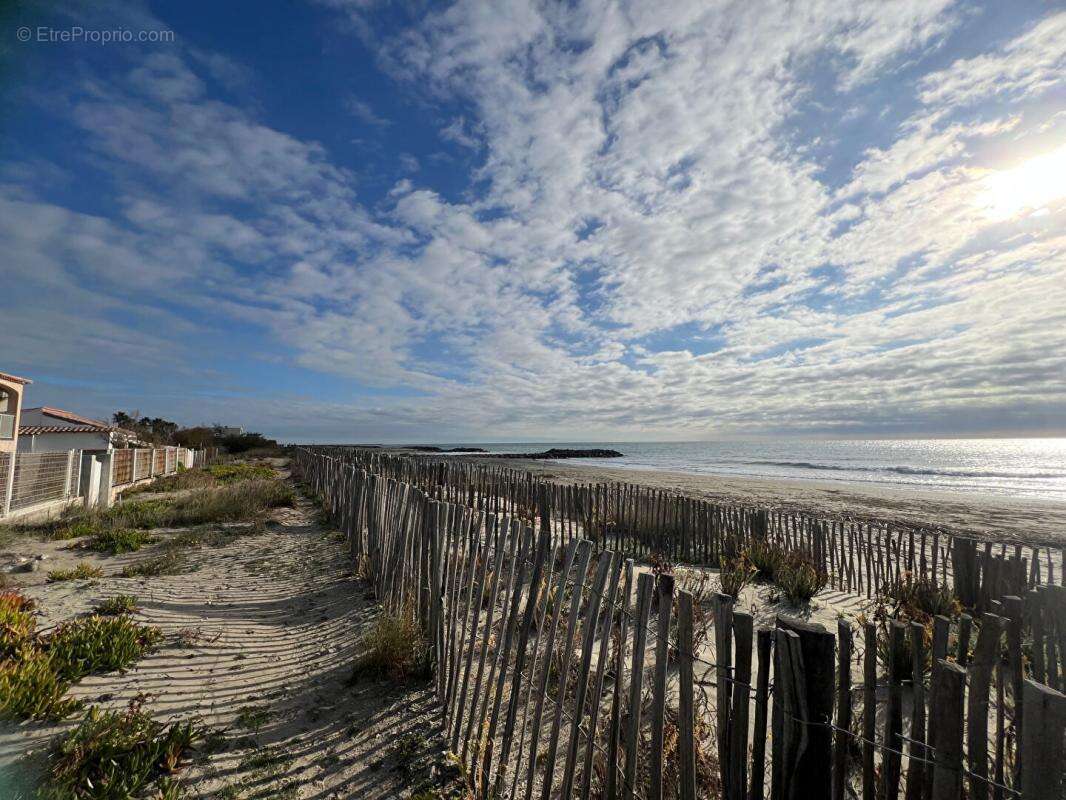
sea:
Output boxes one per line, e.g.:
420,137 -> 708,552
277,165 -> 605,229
422,439 -> 1066,502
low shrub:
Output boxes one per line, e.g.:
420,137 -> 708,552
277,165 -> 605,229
719,555 -> 757,599
0,590 -> 36,658
93,594 -> 139,616
81,528 -> 156,555
774,553 -> 829,604
50,519 -> 100,541
1,598 -> 160,721
107,499 -> 174,529
881,572 -> 960,619
40,699 -> 204,800
743,539 -> 781,580
48,563 -> 105,582
349,610 -> 431,683
45,615 -> 162,682
866,572 -> 959,679
0,647 -> 81,721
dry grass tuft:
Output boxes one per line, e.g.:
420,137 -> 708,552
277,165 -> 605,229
349,609 -> 432,683
47,563 -> 105,583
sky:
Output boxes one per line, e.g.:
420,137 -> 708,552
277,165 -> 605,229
1,0 -> 1064,444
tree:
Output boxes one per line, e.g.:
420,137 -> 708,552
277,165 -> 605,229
173,426 -> 215,448
112,411 -> 135,428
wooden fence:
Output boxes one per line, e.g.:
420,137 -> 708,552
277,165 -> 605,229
312,447 -> 1065,605
294,448 -> 1066,800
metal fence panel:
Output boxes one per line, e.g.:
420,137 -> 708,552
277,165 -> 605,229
10,451 -> 75,511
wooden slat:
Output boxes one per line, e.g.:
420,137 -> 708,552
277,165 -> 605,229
648,574 -> 674,800
677,590 -> 696,800
623,573 -> 655,800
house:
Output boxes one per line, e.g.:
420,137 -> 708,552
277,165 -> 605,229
216,426 -> 244,437
0,371 -> 31,454
17,407 -> 144,453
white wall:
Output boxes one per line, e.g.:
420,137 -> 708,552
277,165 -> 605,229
18,432 -> 111,453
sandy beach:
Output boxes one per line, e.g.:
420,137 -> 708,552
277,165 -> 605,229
479,457 -> 1066,546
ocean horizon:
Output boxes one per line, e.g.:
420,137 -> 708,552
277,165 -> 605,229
394,438 -> 1066,501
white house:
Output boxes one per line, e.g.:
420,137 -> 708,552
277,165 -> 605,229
17,407 -> 143,453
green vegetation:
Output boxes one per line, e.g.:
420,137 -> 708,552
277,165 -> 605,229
0,590 -> 162,721
47,563 -> 105,582
881,572 -> 960,619
45,615 -> 162,681
122,468 -> 215,497
81,528 -> 156,555
0,590 -> 36,658
121,549 -> 187,578
349,610 -> 432,684
774,552 -> 829,604
123,462 -> 273,498
390,732 -> 423,776
166,480 -> 295,526
39,699 -> 204,800
40,475 -> 293,545
93,594 -> 139,616
743,539 -> 781,580
0,647 -> 82,721
718,555 -> 757,598
866,571 -> 962,678
237,745 -> 297,799
205,463 -> 275,484
234,705 -> 273,734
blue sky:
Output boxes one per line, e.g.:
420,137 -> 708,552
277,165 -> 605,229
1,0 -> 1064,443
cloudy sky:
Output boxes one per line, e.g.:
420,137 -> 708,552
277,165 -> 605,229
1,1 -> 1064,443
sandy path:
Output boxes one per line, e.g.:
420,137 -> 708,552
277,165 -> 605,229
482,458 -> 1066,546
0,480 -> 448,800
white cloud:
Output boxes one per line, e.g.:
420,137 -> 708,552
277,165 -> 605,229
5,1 -> 1066,439
345,96 -> 391,127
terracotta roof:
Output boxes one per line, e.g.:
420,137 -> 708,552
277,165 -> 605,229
0,371 -> 32,385
22,406 -> 110,429
19,425 -> 113,435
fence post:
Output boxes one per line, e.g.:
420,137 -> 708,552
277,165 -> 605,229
833,620 -> 853,800
1020,679 -> 1066,800
97,451 -> 114,509
3,452 -> 15,517
930,660 -> 966,800
63,449 -> 75,498
730,611 -> 754,800
715,592 -> 734,795
774,616 -> 835,800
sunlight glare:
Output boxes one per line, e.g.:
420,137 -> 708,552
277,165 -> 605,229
978,144 -> 1066,220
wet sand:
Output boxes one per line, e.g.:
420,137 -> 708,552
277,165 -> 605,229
479,457 -> 1066,546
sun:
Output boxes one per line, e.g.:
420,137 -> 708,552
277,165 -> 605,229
978,144 -> 1066,220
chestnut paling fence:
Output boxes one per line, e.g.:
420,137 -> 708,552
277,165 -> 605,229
294,447 -> 1066,800
308,447 -> 1065,603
